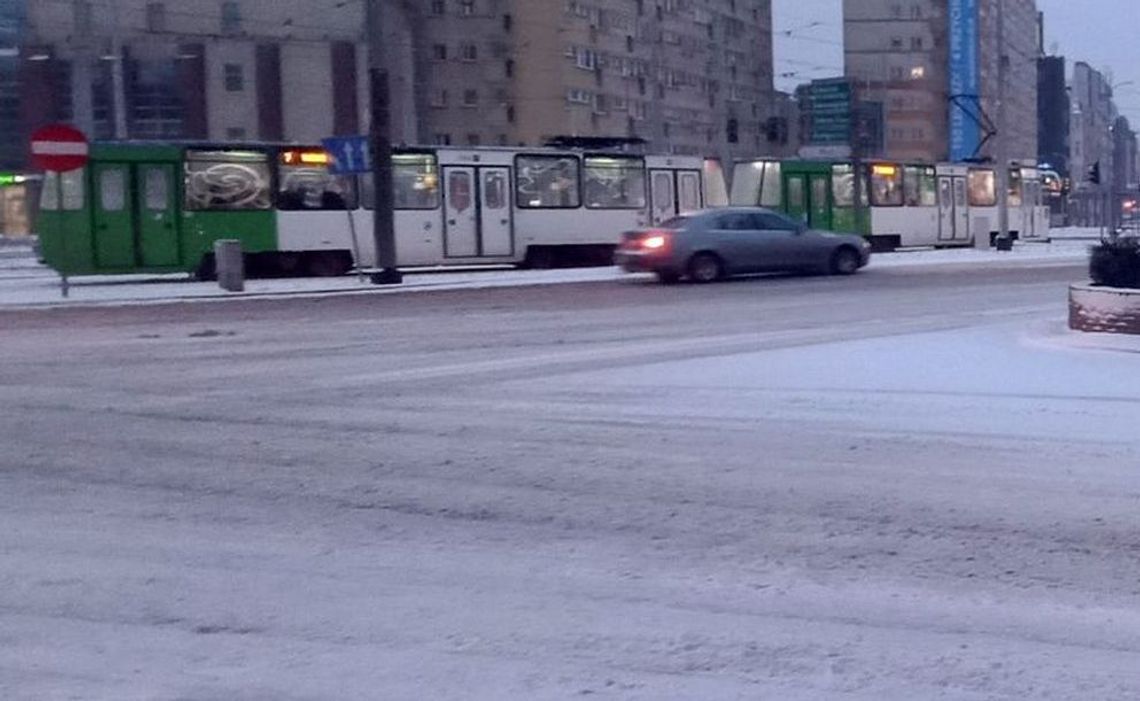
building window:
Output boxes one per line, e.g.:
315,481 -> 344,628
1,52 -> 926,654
462,89 -> 478,107
505,59 -> 514,77
431,89 -> 447,108
506,105 -> 515,122
73,0 -> 93,33
890,36 -> 903,50
460,43 -> 478,61
127,58 -> 185,138
434,133 -> 452,145
146,2 -> 166,32
460,0 -> 475,16
432,44 -> 447,60
503,13 -> 512,30
575,48 -> 597,70
911,36 -> 923,50
221,1 -> 241,34
224,63 -> 244,92
467,133 -> 480,145
430,0 -> 445,14
226,127 -> 247,140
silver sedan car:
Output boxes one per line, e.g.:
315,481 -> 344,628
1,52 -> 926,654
615,207 -> 872,284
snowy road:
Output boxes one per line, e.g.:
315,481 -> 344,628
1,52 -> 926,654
4,262 -> 1140,699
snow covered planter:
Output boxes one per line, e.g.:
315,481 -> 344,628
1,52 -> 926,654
1071,239 -> 1140,333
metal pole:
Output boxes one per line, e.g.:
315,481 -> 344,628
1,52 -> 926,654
109,0 -> 128,139
57,173 -> 68,298
995,0 -> 1010,248
366,0 -> 402,285
851,80 -> 865,236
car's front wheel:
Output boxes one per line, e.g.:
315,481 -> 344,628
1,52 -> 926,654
830,246 -> 861,276
687,253 -> 724,283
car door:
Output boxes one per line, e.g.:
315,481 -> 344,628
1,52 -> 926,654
747,212 -> 805,271
707,212 -> 759,273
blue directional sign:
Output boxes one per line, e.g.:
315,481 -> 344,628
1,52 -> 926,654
322,135 -> 372,175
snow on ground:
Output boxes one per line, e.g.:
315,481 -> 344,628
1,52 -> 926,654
5,267 -> 1140,698
0,239 -> 1090,309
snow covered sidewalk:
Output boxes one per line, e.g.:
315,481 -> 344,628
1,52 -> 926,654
0,239 -> 1090,309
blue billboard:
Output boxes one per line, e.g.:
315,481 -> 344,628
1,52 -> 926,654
948,0 -> 980,162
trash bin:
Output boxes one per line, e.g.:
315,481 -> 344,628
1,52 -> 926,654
214,239 -> 244,292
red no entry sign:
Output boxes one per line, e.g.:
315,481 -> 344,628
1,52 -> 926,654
30,124 -> 90,172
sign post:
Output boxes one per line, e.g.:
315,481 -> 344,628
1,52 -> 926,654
323,136 -> 372,284
30,124 -> 90,298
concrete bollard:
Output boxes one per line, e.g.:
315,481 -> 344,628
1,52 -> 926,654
214,239 -> 244,292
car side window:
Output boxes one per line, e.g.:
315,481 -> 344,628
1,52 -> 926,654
715,213 -> 751,231
754,213 -> 798,231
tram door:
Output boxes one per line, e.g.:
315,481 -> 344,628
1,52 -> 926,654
443,165 -> 513,257
649,169 -> 703,224
938,175 -> 969,242
808,174 -> 831,229
92,162 -> 180,269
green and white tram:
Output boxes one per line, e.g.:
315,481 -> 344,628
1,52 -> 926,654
729,158 -> 1049,249
36,142 -> 723,278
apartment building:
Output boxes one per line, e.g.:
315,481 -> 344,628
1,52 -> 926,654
6,0 -> 775,173
17,1 -> 379,146
843,0 -> 1038,164
417,0 -> 776,161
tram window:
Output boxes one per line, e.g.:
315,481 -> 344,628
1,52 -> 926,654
583,156 -> 646,209
967,169 -> 996,206
360,153 -> 441,210
904,166 -> 937,206
1007,169 -> 1023,207
870,164 -> 903,206
832,166 -> 853,207
61,169 -> 86,211
184,150 -> 271,210
278,151 -> 357,211
786,176 -> 805,210
100,169 -> 126,212
831,165 -> 867,208
40,172 -> 59,211
760,162 -> 782,207
144,168 -> 169,211
484,171 -> 507,209
678,171 -> 701,212
515,155 -> 580,208
652,172 -> 674,214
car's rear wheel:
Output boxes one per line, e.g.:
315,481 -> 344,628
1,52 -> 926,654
830,246 -> 861,276
687,253 -> 724,283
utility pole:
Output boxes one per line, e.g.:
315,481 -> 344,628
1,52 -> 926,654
994,0 -> 1010,248
366,0 -> 402,285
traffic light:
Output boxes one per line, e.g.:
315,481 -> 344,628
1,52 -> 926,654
1087,161 -> 1101,185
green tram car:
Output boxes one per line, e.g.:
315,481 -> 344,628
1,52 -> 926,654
731,158 -> 1049,250
35,141 -> 725,278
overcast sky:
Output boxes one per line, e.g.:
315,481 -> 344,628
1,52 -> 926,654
772,0 -> 1140,124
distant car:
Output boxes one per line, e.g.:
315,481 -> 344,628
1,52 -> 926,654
615,207 -> 872,284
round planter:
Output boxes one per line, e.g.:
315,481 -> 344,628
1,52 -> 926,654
1069,283 -> 1140,334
